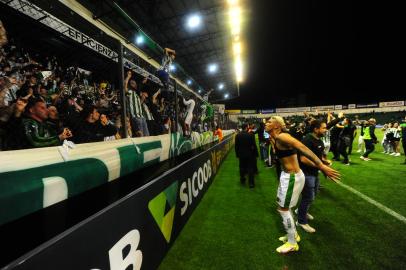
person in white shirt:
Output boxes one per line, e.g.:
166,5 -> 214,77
183,97 -> 195,136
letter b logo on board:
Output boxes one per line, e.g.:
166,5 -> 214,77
108,230 -> 143,270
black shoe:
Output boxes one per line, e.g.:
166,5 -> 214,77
240,178 -> 246,184
249,184 -> 255,188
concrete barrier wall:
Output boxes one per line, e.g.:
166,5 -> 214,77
0,130 -> 234,226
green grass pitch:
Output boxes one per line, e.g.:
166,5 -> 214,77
159,130 -> 406,270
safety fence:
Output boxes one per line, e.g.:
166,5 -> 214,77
1,132 -> 235,270
0,130 -> 234,226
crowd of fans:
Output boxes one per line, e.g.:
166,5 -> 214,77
241,110 -> 406,169
0,19 -> 217,151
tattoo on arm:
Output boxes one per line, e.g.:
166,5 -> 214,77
297,145 -> 323,167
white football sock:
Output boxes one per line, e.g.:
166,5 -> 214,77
278,209 -> 297,244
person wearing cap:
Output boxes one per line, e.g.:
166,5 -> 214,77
360,118 -> 378,161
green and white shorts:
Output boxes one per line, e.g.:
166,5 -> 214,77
277,170 -> 305,208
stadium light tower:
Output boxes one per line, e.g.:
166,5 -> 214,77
169,64 -> 176,71
187,79 -> 192,85
218,83 -> 225,90
224,93 -> 229,99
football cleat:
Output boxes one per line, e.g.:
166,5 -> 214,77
276,242 -> 299,254
278,233 -> 301,243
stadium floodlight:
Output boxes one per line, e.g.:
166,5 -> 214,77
224,93 -> 229,99
208,63 -> 218,73
198,89 -> 202,93
229,7 -> 241,35
169,64 -> 176,71
218,83 -> 225,90
187,14 -> 202,29
233,42 -> 242,55
187,79 -> 192,85
136,35 -> 144,45
235,56 -> 243,82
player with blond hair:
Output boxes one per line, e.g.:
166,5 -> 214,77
265,116 -> 340,254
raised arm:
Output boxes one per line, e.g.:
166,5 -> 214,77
164,48 -> 176,55
124,70 -> 132,93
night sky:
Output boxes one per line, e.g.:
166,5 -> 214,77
225,1 -> 403,109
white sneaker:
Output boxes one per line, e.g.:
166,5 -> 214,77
294,209 -> 314,220
395,153 -> 401,157
296,221 -> 316,233
390,152 -> 396,156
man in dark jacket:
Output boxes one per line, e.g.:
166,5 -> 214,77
20,98 -> 72,149
235,123 -> 259,188
72,105 -> 117,144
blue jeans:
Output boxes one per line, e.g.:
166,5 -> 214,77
259,142 -> 268,161
132,117 -> 150,137
298,175 -> 319,224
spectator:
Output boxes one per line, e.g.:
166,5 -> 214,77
1,97 -> 27,150
156,47 -> 176,92
183,96 -> 195,136
214,125 -> 223,141
390,122 -> 401,157
0,19 -> 7,47
124,70 -> 149,137
72,105 -> 117,144
336,118 -> 354,165
400,116 -> 406,164
21,97 -> 72,148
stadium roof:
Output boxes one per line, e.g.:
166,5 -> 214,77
75,0 -> 239,101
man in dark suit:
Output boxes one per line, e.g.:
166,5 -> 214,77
235,123 -> 259,188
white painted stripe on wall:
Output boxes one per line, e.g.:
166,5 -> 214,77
143,148 -> 162,164
338,182 -> 406,224
102,149 -> 121,182
42,177 -> 68,208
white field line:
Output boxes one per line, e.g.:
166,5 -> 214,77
337,181 -> 406,224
